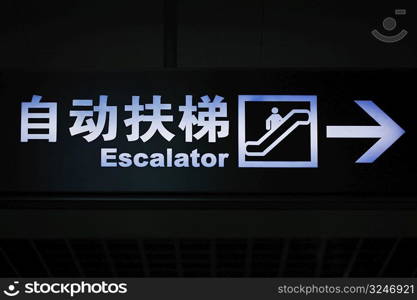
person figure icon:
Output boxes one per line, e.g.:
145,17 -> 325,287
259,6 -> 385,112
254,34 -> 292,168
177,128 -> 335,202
266,107 -> 283,131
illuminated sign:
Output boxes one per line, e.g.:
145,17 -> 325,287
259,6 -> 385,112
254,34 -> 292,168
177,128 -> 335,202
0,70 -> 414,195
19,94 -> 404,168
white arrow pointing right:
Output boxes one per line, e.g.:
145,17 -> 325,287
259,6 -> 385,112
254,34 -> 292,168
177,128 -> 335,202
326,101 -> 405,163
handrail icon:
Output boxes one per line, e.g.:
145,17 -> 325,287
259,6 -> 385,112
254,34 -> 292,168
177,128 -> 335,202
245,109 -> 311,156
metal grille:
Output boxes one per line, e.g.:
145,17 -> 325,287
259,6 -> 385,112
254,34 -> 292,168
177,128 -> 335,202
1,238 -> 417,277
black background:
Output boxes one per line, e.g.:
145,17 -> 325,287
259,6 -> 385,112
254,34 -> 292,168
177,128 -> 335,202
1,0 -> 417,279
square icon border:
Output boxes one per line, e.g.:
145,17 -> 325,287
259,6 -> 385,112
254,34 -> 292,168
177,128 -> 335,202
238,95 -> 318,168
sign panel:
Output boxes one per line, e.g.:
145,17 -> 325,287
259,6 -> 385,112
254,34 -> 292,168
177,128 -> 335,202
0,70 -> 415,195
